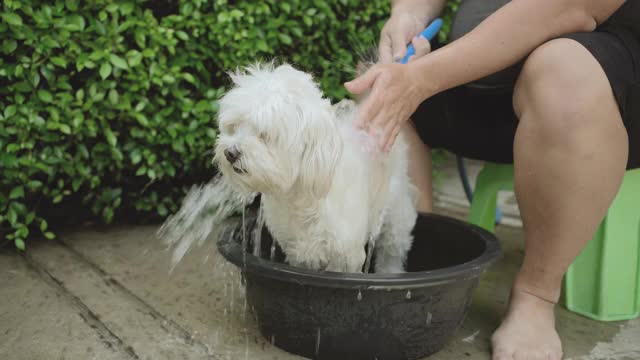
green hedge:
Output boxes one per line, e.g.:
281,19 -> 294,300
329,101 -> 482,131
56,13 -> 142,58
1,0 -> 460,250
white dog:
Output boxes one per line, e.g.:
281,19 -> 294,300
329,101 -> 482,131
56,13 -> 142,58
214,63 -> 417,273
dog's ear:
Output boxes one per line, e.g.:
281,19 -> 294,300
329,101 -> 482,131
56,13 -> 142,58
298,110 -> 342,197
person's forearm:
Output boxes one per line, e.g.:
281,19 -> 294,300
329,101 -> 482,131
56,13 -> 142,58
392,0 -> 447,21
411,0 -> 624,96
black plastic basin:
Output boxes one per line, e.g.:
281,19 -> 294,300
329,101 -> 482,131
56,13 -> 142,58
217,212 -> 501,360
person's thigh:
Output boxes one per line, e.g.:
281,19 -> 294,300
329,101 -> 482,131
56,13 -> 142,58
414,3 -> 640,169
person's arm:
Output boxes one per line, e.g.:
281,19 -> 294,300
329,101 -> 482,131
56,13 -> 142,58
412,0 -> 624,96
347,0 -> 626,151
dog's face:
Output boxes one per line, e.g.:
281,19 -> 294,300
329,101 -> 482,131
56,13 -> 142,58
214,63 -> 341,196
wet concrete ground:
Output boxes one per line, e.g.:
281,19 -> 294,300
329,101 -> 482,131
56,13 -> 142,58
1,159 -> 638,360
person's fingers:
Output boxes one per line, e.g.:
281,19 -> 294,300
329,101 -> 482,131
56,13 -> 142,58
391,30 -> 409,62
408,35 -> 431,62
344,66 -> 382,95
354,88 -> 384,129
383,123 -> 402,153
378,33 -> 393,64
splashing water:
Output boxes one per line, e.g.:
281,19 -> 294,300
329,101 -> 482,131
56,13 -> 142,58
157,175 -> 255,271
241,207 -> 247,285
269,241 -> 277,261
315,328 -> 322,357
252,205 -> 265,257
405,290 -> 412,300
363,207 -> 388,273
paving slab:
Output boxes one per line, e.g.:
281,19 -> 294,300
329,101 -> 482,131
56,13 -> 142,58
26,238 -> 214,360
0,252 -> 130,360
57,224 -> 297,360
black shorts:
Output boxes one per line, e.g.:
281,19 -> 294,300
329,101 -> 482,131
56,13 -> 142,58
413,0 -> 640,169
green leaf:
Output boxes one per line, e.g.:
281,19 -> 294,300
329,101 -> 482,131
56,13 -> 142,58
16,227 -> 28,239
65,15 -> 85,31
217,12 -> 228,22
59,123 -> 71,134
50,57 -> 67,68
4,105 -> 17,118
103,207 -> 114,223
176,31 -> 189,40
99,62 -> 111,79
10,186 -> 24,199
278,33 -> 292,45
15,238 -> 25,251
38,89 -> 53,102
40,219 -> 48,232
108,89 -> 119,104
134,113 -> 148,127
126,50 -> 143,67
109,54 -> 128,69
129,150 -> 141,165
105,129 -> 117,147
72,178 -> 81,191
65,0 -> 79,11
2,12 -> 23,26
106,4 -> 119,12
25,212 -> 35,225
121,2 -> 134,15
2,39 -> 17,53
44,232 -> 55,240
28,180 -> 42,190
7,209 -> 17,225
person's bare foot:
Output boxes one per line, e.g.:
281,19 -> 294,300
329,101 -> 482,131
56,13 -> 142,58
491,287 -> 563,360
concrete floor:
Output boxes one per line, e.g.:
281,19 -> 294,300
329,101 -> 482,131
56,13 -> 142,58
1,159 -> 639,360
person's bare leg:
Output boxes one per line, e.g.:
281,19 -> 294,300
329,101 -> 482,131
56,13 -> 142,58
492,39 -> 628,360
403,123 -> 433,212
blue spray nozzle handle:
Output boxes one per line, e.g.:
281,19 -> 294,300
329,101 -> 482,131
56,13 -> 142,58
398,18 -> 443,64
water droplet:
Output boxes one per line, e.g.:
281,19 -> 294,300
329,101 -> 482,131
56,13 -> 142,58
357,290 -> 363,301
405,290 -> 412,299
426,312 -> 432,326
315,328 -> 322,356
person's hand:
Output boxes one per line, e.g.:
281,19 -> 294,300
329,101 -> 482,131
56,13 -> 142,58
378,4 -> 434,63
344,63 -> 428,152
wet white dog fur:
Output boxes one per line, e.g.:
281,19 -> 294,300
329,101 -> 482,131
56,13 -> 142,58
214,63 -> 417,273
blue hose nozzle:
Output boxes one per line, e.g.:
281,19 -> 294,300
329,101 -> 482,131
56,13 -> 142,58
398,18 -> 443,64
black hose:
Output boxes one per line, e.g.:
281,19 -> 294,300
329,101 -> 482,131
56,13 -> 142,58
456,155 -> 474,203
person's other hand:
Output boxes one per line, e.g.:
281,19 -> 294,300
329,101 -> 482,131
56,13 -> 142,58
345,63 -> 427,152
378,6 -> 433,63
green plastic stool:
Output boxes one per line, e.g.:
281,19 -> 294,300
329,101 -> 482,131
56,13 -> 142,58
468,162 -> 640,321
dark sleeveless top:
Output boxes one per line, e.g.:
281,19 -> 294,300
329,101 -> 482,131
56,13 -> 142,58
605,0 -> 640,39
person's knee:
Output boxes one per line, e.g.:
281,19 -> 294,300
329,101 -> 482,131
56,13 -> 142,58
513,38 -> 615,137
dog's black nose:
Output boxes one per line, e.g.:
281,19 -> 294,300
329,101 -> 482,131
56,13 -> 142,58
224,147 -> 240,163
